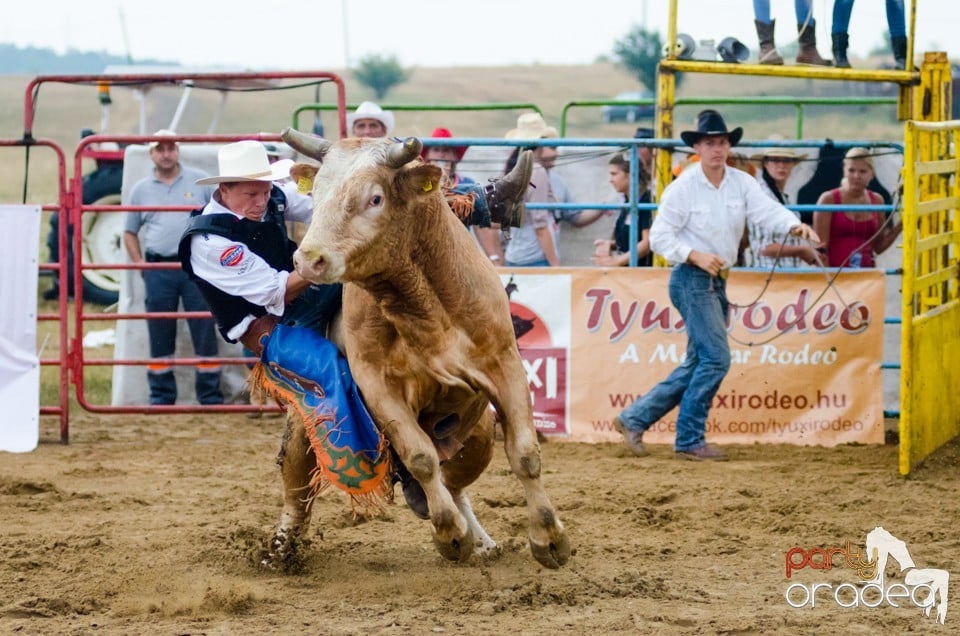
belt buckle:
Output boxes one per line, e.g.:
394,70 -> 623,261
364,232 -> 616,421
718,266 -> 730,280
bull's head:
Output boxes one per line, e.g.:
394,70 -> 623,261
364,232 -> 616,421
281,128 -> 443,285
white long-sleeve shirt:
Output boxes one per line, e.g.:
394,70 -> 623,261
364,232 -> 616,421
188,182 -> 313,340
650,163 -> 801,267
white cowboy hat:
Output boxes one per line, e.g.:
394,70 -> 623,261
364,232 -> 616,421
347,101 -> 395,135
505,113 -> 558,140
196,140 -> 293,185
148,129 -> 177,149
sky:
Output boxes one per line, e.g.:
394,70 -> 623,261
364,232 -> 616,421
6,0 -> 960,69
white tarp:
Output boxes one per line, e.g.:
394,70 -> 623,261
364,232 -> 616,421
0,204 -> 41,452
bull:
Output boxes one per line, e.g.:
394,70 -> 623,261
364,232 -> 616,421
272,129 -> 570,570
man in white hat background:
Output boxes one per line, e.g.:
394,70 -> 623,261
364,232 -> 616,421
348,101 -> 533,237
612,110 -> 820,462
348,101 -> 396,139
746,142 -> 819,269
123,130 -> 223,405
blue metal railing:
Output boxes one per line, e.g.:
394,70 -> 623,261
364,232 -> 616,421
421,136 -> 904,417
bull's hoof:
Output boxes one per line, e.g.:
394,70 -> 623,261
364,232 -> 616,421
433,527 -> 475,562
529,528 -> 571,569
259,528 -> 311,574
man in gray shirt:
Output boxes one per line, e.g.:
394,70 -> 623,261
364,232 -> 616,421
123,130 -> 222,405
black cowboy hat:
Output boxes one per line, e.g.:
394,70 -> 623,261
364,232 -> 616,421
679,110 -> 743,147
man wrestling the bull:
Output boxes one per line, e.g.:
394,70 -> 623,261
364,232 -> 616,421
178,139 -> 531,519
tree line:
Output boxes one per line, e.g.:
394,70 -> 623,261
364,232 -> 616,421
0,44 -> 174,74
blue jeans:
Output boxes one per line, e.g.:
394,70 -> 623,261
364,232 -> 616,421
832,0 -> 905,37
448,181 -> 490,227
618,265 -> 731,451
143,268 -> 222,405
506,258 -> 551,267
752,0 -> 812,23
283,283 -> 343,333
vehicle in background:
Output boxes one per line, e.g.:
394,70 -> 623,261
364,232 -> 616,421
43,131 -> 126,305
600,90 -> 655,123
42,65 -> 280,306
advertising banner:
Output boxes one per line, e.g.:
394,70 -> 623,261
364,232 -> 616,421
502,268 -> 885,446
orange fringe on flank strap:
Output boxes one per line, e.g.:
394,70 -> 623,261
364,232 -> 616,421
444,189 -> 477,221
248,362 -> 393,518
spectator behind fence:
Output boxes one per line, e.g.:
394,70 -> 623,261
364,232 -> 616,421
634,127 -> 656,182
831,0 -> 906,69
348,103 -> 531,259
420,127 -> 530,236
813,147 -> 902,268
537,141 -> 607,231
753,0 -> 831,66
499,114 -> 606,267
348,100 -> 395,139
746,143 -> 819,268
122,130 -> 223,405
611,110 -> 819,461
591,153 -> 652,267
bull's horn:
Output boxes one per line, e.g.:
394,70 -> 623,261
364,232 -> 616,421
281,127 -> 332,161
385,137 -> 423,168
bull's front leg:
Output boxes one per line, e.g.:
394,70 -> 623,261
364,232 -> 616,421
262,414 -> 315,572
376,398 -> 474,563
489,356 -> 570,569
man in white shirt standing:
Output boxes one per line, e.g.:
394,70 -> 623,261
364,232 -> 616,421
613,110 -> 820,461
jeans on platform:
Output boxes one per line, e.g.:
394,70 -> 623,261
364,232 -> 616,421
752,0 -> 812,24
618,265 -> 731,451
832,0 -> 905,37
143,268 -> 222,405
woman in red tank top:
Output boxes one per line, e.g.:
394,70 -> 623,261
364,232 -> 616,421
813,147 -> 902,268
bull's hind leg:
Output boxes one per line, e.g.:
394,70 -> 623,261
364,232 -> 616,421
445,414 -> 497,557
452,490 -> 497,556
262,414 -> 314,572
490,359 -> 570,569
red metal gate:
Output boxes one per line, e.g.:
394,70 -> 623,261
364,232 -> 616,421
12,70 -> 347,442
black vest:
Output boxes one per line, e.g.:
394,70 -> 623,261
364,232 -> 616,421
179,187 -> 297,342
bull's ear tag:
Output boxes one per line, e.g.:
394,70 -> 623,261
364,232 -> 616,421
297,176 -> 314,194
422,180 -> 433,192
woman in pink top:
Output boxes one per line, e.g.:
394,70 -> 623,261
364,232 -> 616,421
813,147 -> 902,267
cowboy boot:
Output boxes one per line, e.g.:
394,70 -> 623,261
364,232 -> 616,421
485,149 -> 533,228
832,32 -> 851,68
391,452 -> 429,520
754,19 -> 783,65
796,20 -> 832,65
891,35 -> 908,69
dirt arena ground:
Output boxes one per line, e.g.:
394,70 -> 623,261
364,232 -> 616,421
1,412 -> 957,635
